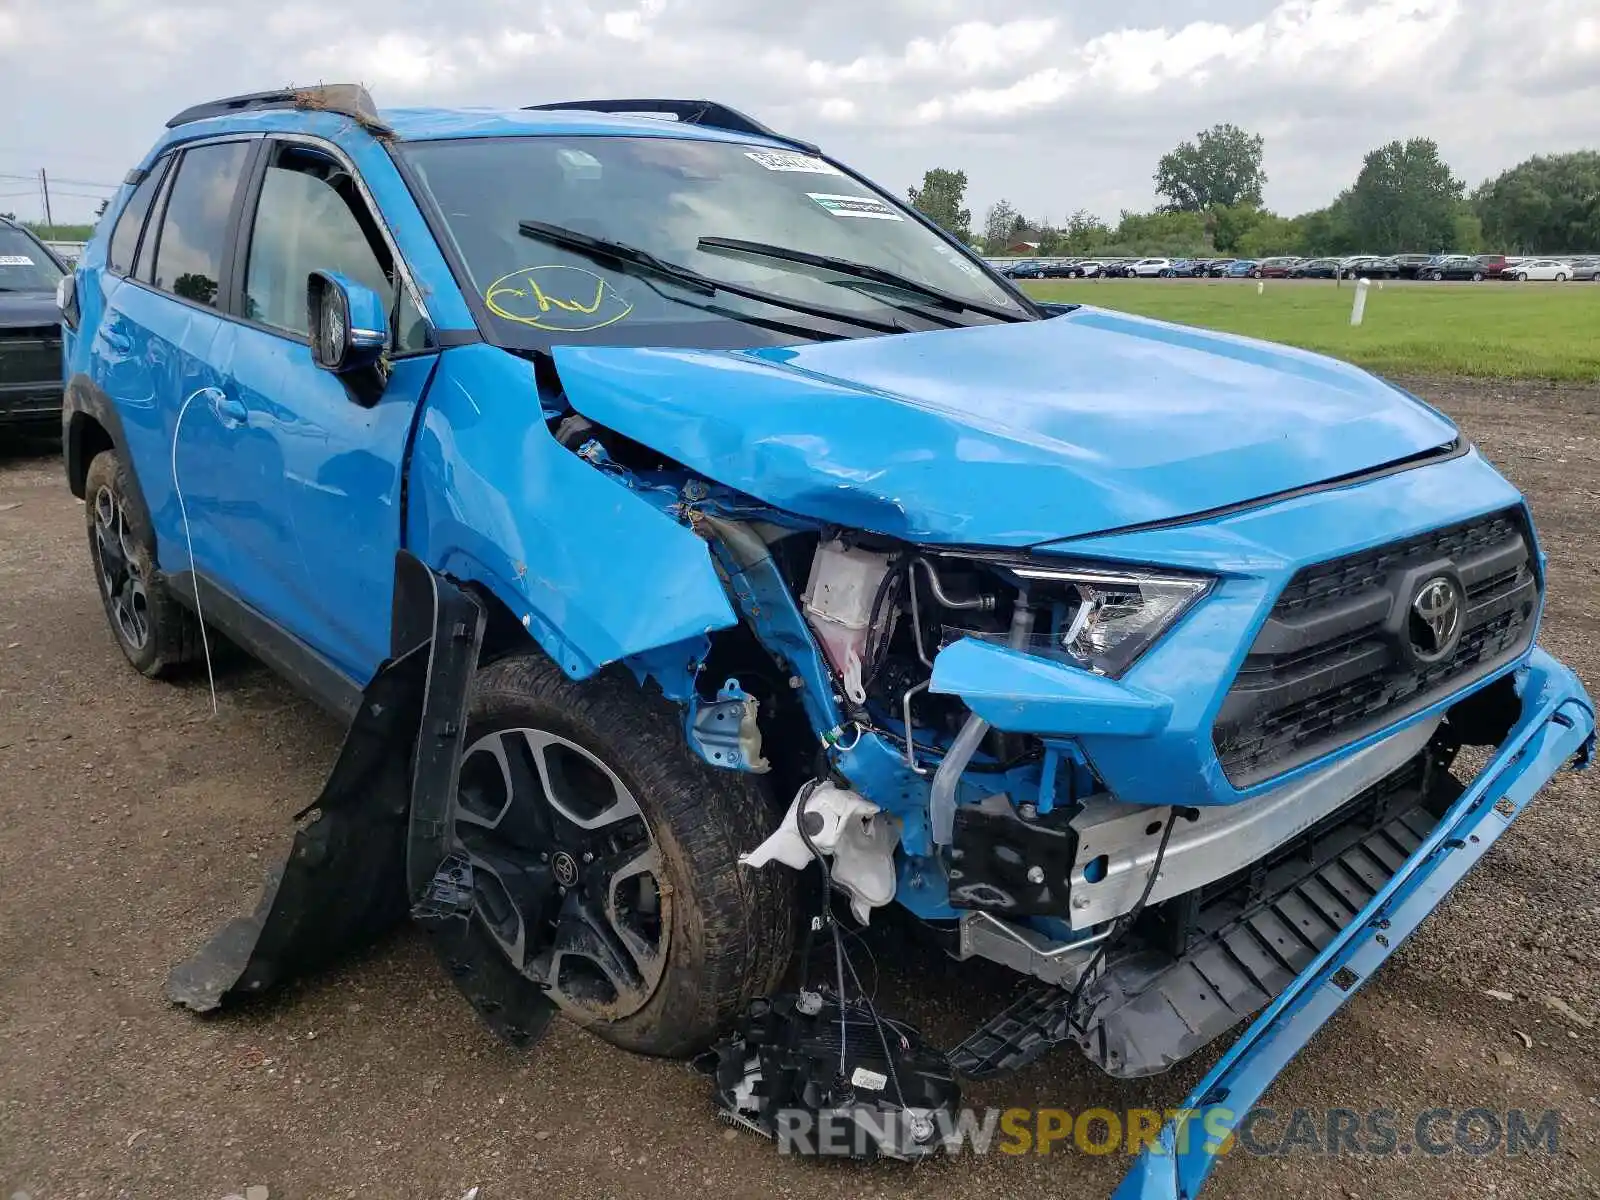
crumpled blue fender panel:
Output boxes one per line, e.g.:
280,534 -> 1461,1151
405,344 -> 736,676
1112,647 -> 1594,1199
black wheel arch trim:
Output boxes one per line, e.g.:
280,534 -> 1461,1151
63,373 -> 153,526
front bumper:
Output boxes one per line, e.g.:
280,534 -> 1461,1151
1110,645 -> 1593,1200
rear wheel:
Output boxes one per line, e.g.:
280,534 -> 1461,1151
1556,273 -> 1568,282
1471,271 -> 1484,282
83,449 -> 201,678
1517,272 -> 1529,281
451,652 -> 793,1057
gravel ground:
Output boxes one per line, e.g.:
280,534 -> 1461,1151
1,376 -> 1597,1200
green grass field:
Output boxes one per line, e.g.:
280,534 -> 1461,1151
1023,279 -> 1600,381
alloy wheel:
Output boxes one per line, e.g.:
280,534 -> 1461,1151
92,485 -> 150,652
452,726 -> 670,1020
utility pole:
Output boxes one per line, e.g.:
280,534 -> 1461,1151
39,168 -> 54,230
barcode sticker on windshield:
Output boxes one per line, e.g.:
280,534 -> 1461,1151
806,193 -> 903,221
745,150 -> 841,176
0,256 -> 35,266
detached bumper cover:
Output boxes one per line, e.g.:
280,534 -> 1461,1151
1112,646 -> 1593,1200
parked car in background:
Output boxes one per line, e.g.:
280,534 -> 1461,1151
1161,259 -> 1203,277
1002,260 -> 1047,279
1289,257 -> 1342,279
1128,257 -> 1172,277
1207,258 -> 1238,276
1040,260 -> 1082,278
1389,253 -> 1435,279
1510,259 -> 1576,282
1343,256 -> 1399,279
1254,257 -> 1299,278
1222,259 -> 1258,277
1567,257 -> 1600,281
1063,259 -> 1103,278
0,215 -> 69,435
1473,255 -> 1513,279
1421,255 -> 1486,281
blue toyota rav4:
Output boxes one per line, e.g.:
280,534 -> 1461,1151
60,86 -> 1593,1197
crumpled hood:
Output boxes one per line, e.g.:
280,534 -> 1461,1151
551,306 -> 1457,546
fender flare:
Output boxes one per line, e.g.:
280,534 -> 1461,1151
64,374 -> 155,537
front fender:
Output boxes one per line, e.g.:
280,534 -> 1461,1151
404,345 -> 737,677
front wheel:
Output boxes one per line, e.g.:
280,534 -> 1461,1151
1472,272 -> 1484,281
450,653 -> 793,1057
1556,273 -> 1568,282
1517,272 -> 1529,281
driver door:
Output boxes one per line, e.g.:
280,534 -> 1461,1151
199,138 -> 435,690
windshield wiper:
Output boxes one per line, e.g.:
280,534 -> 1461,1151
697,237 -> 1031,323
515,220 -> 906,334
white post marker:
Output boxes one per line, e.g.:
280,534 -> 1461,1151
1350,277 -> 1370,327
1256,280 -> 1264,296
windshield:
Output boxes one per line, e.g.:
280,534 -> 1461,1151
0,226 -> 64,292
400,135 -> 1031,350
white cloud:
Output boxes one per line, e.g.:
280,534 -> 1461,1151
0,0 -> 1595,225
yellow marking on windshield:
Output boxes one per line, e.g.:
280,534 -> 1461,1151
484,265 -> 633,332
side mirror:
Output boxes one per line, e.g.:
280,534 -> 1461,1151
307,270 -> 387,375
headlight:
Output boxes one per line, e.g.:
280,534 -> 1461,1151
1007,564 -> 1212,677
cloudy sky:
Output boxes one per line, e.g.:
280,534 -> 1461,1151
2,0 -> 1597,226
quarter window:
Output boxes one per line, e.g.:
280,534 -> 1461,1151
106,158 -> 168,276
151,141 -> 251,308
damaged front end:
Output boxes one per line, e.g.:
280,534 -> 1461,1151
557,415 -> 1595,1100
169,360 -> 1593,1199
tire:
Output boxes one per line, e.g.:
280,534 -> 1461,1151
1471,272 -> 1483,282
456,651 -> 794,1058
1556,273 -> 1568,283
84,449 -> 202,678
1250,268 -> 1262,279
1430,271 -> 1444,281
1517,272 -> 1528,281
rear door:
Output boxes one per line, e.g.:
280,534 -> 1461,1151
91,138 -> 255,581
192,135 -> 436,684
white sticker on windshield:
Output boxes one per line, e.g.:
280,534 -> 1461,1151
745,150 -> 841,176
0,255 -> 35,266
806,192 -> 903,221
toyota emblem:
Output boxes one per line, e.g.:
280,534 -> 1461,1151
1408,575 -> 1463,662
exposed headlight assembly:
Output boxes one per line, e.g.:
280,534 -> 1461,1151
985,563 -> 1213,678
1009,564 -> 1211,676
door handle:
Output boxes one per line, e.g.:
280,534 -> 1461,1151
210,392 -> 248,430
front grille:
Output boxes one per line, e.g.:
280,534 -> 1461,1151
1213,508 -> 1539,787
0,326 -> 62,387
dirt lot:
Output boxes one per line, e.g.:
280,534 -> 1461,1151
2,377 -> 1598,1200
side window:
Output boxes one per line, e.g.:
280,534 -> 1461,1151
244,145 -> 395,339
152,140 -> 251,309
106,158 -> 168,276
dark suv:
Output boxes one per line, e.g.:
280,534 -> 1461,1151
0,217 -> 68,433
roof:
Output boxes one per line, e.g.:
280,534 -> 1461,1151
160,85 -> 804,152
378,106 -> 790,148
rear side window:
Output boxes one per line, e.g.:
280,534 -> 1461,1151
152,141 -> 251,308
106,159 -> 168,276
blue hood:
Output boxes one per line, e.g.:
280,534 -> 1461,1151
551,306 -> 1457,546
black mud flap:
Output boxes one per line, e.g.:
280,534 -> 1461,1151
166,554 -> 557,1047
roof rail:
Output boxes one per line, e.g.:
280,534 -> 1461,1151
165,84 -> 390,135
523,98 -> 818,154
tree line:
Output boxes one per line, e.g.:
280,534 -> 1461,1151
908,125 -> 1600,259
